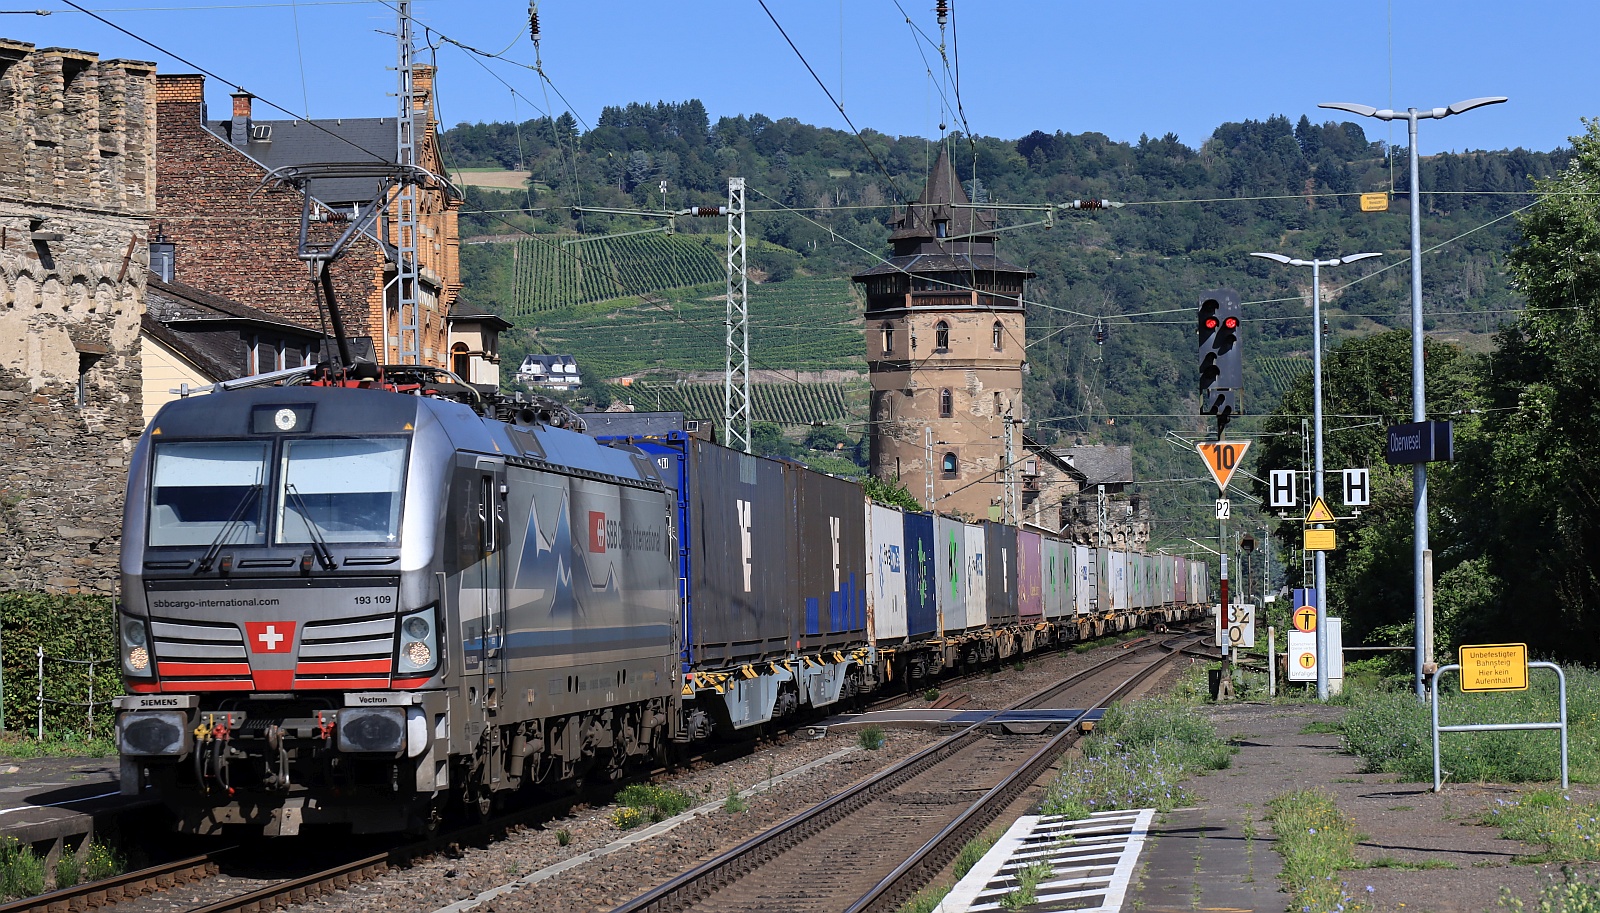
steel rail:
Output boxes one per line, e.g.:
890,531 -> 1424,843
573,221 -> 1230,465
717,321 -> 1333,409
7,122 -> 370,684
606,632 -> 1191,913
0,852 -> 225,913
847,635 -> 1198,913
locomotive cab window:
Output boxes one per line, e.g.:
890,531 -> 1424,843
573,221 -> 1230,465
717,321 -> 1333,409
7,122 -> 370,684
148,441 -> 270,547
276,437 -> 408,544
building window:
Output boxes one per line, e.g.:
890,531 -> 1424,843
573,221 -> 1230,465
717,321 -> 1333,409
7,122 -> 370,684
935,219 -> 949,239
939,389 -> 952,418
75,353 -> 99,408
942,452 -> 958,474
994,391 -> 1003,415
935,321 -> 949,351
993,321 -> 1004,350
880,324 -> 894,355
452,343 -> 470,380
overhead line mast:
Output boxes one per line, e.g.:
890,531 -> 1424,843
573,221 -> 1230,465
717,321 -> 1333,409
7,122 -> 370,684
393,0 -> 421,365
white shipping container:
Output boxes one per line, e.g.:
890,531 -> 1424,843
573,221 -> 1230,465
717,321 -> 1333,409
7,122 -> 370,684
866,504 -> 908,643
1073,545 -> 1095,615
964,524 -> 988,629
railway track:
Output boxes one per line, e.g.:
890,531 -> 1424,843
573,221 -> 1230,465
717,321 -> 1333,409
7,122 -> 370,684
1,632 -> 1191,913
607,633 -> 1197,913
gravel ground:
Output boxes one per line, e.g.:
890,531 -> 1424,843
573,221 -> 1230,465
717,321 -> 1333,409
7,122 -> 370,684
271,640 -> 1147,913
1194,700 -> 1600,913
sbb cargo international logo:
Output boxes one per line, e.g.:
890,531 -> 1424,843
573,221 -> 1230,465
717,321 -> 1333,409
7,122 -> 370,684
588,511 -> 607,553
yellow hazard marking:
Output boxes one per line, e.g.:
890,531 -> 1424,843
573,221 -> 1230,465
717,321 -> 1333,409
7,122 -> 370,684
1304,496 -> 1336,524
403,422 -> 413,430
1298,652 -> 1316,669
1304,528 -> 1336,551
151,427 -> 162,435
1292,606 -> 1317,633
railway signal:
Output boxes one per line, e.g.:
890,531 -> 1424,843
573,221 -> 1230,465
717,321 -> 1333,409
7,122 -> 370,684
1197,289 -> 1243,429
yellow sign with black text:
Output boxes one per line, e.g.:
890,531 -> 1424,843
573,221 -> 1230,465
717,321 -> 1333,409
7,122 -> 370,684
1360,192 -> 1390,212
1303,528 -> 1336,551
1460,643 -> 1529,692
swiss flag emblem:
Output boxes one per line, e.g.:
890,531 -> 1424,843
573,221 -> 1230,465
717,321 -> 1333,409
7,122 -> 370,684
588,511 -> 607,553
244,621 -> 297,654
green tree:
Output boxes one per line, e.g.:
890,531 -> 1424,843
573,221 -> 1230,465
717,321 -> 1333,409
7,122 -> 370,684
1252,330 -> 1476,644
1449,119 -> 1600,662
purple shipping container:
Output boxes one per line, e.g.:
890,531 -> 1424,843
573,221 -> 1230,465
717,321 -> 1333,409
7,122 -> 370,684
1018,530 -> 1043,619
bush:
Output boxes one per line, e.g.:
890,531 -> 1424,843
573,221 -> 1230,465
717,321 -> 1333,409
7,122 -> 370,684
0,838 -> 43,899
0,593 -> 119,740
614,783 -> 694,827
857,725 -> 885,750
1041,695 -> 1231,817
1482,790 -> 1600,862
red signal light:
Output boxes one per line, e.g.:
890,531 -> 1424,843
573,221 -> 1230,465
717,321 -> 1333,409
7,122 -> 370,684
1203,317 -> 1219,329
1223,316 -> 1239,330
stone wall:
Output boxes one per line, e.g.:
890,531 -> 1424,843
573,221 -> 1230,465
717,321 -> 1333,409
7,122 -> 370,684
0,41 -> 154,594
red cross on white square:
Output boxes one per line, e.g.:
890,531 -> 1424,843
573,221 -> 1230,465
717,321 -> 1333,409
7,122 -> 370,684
244,621 -> 297,654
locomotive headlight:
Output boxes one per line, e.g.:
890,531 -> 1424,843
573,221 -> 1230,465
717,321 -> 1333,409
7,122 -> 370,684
397,607 -> 438,675
121,617 -> 153,677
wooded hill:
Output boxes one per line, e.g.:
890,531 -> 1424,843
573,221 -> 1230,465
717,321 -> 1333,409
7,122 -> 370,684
442,101 -> 1567,560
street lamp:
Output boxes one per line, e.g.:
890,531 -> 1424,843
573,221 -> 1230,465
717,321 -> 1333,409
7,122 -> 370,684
1319,96 -> 1506,698
1250,251 -> 1382,700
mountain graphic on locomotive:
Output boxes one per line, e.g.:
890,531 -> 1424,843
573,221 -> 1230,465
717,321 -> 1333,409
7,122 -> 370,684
114,365 -> 1209,836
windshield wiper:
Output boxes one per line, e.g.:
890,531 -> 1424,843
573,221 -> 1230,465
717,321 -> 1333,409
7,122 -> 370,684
285,483 -> 337,570
197,484 -> 261,573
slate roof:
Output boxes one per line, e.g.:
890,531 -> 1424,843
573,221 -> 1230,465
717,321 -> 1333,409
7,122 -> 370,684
1051,445 -> 1135,485
853,252 -> 1034,279
210,117 -> 399,206
144,276 -> 324,381
889,147 -> 996,242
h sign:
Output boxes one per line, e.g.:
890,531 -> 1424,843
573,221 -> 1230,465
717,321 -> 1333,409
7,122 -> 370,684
1342,469 -> 1370,507
1268,470 -> 1297,508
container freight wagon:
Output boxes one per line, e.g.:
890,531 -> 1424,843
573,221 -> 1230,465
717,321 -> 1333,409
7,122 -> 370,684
1073,545 -> 1095,616
935,516 -> 968,636
1041,538 -> 1070,621
902,513 -> 938,640
1018,531 -> 1043,622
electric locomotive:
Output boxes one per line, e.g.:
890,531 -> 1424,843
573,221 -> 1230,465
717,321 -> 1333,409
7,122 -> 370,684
115,378 -> 679,835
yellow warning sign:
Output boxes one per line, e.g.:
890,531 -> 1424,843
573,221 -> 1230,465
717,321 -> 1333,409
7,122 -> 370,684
1460,643 -> 1529,692
1360,192 -> 1390,212
1196,440 -> 1252,492
1298,651 -> 1317,669
1304,528 -> 1336,551
1292,605 -> 1317,633
1304,497 -> 1336,524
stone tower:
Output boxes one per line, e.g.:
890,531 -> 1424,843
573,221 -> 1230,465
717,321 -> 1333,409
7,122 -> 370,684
852,148 -> 1034,520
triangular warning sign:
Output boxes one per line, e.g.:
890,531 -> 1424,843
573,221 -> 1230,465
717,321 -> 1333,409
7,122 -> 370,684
1305,496 -> 1336,524
1196,440 -> 1251,492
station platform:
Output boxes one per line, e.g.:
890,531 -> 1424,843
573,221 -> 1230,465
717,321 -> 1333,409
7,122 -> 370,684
818,707 -> 1106,735
0,755 -> 157,862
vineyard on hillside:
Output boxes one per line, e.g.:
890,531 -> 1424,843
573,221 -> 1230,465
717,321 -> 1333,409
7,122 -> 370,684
530,278 -> 864,380
631,381 -> 854,426
510,231 -> 724,315
1257,356 -> 1311,400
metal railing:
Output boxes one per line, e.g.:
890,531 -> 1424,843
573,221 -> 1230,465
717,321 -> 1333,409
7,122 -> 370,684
1430,661 -> 1568,791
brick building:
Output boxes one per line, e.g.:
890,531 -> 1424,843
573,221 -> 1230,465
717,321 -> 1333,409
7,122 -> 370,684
152,66 -> 460,367
0,40 -> 155,593
854,148 -> 1080,521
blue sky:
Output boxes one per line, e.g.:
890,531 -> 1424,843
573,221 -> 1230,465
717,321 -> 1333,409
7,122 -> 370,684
7,0 -> 1593,155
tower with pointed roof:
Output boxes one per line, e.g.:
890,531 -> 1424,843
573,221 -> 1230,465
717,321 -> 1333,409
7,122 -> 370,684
852,148 -> 1035,520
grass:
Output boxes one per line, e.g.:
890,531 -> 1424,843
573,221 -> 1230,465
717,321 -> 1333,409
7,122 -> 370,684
722,786 -> 747,814
0,732 -> 116,759
0,838 -> 42,899
896,835 -> 997,913
555,828 -> 571,846
1363,856 -> 1457,870
998,860 -> 1053,910
1266,788 -> 1370,913
1482,790 -> 1600,863
1302,720 -> 1341,734
611,783 -> 695,829
1497,867 -> 1600,911
1040,682 -> 1233,818
857,725 -> 886,751
1339,666 -> 1600,784
52,841 -> 122,888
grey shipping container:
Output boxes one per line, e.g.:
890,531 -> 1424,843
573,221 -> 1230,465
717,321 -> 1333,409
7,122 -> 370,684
684,439 -> 798,666
791,464 -> 868,652
984,522 -> 1019,626
935,516 -> 969,634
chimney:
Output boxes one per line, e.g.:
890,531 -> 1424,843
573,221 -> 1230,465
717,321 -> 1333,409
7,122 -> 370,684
411,64 -> 433,116
149,229 -> 174,283
229,89 -> 252,148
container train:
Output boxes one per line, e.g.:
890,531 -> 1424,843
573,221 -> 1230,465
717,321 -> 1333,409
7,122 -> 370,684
114,377 -> 1209,836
